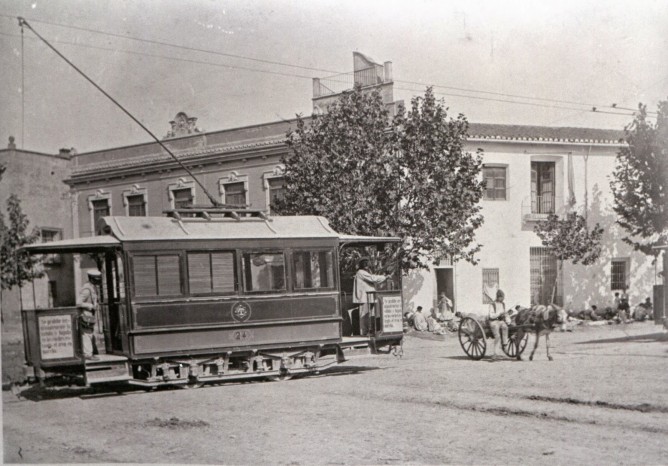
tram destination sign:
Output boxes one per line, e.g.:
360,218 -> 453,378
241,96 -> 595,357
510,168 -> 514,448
38,314 -> 75,360
381,296 -> 403,333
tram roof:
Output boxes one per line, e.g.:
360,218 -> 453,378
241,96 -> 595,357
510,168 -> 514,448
99,215 -> 343,241
22,235 -> 121,253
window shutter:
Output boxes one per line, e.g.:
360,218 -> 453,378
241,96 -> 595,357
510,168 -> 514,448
211,252 -> 235,293
134,256 -> 157,296
157,255 -> 181,296
188,253 -> 211,294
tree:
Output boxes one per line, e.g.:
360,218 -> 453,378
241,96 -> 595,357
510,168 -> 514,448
534,212 -> 604,303
277,85 -> 484,271
610,100 -> 668,255
0,194 -> 43,310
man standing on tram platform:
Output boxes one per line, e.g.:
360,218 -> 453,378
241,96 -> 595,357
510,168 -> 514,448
353,258 -> 391,336
77,269 -> 103,360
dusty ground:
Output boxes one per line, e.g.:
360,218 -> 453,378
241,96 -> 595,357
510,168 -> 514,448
2,321 -> 667,464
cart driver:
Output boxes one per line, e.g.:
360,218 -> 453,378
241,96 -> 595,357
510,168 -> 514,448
353,258 -> 391,336
488,289 -> 509,359
78,269 -> 103,360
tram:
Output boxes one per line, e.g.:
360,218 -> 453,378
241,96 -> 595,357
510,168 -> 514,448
20,207 -> 404,388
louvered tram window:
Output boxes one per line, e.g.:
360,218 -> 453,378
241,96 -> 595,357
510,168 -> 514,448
188,252 -> 236,294
133,254 -> 182,297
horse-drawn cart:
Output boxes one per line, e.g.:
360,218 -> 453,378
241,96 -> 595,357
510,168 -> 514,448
457,315 -> 530,360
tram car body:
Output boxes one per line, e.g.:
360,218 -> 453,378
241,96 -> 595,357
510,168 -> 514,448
20,209 -> 404,387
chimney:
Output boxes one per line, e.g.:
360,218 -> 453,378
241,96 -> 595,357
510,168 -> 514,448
8,136 -> 16,150
59,148 -> 73,159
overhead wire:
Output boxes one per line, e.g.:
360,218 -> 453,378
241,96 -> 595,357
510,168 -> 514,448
0,13 -> 654,116
0,30 -> 638,119
0,14 -> 656,116
15,17 -> 222,207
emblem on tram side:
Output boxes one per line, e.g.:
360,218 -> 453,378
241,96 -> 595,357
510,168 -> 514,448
231,301 -> 252,322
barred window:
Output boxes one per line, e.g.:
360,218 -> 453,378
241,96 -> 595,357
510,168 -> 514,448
611,259 -> 628,291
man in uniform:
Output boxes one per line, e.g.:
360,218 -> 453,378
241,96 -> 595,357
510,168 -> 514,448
78,269 -> 103,360
353,258 -> 391,336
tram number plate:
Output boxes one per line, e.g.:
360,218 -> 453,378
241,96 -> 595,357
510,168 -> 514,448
231,329 -> 253,341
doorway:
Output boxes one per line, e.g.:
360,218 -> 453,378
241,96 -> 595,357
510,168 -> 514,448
435,268 -> 455,311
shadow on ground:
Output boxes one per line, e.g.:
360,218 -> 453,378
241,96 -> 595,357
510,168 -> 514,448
576,332 -> 668,345
7,365 -> 383,402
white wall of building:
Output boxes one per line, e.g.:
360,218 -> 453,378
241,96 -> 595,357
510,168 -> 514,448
404,140 -> 657,315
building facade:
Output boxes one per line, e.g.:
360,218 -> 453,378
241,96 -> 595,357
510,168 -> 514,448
6,52 -> 660,320
0,137 -> 76,321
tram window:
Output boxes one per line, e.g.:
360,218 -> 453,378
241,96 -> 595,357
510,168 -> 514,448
188,252 -> 236,294
242,252 -> 286,292
133,254 -> 182,297
293,250 -> 334,290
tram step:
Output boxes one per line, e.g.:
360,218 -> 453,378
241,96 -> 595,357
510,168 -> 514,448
85,356 -> 131,384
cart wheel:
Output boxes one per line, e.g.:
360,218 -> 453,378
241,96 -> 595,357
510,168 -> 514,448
458,317 -> 487,360
502,331 -> 529,358
180,377 -> 203,389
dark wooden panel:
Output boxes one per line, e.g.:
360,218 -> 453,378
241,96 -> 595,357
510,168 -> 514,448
132,321 -> 340,355
134,294 -> 338,328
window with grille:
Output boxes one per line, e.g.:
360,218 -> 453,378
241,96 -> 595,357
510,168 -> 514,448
242,252 -> 285,292
293,250 -> 335,290
482,268 -> 499,304
172,188 -> 193,209
268,177 -> 285,212
531,162 -> 555,214
611,259 -> 628,291
482,166 -> 507,200
530,247 -> 562,306
224,182 -> 246,206
127,194 -> 146,217
187,251 -> 236,295
133,254 -> 182,297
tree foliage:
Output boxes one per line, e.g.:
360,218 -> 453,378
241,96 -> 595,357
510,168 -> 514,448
610,100 -> 668,254
534,212 -> 604,266
0,194 -> 43,291
276,85 -> 484,271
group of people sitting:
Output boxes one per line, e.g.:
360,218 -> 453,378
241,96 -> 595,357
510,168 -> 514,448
572,294 -> 653,323
403,293 -> 458,335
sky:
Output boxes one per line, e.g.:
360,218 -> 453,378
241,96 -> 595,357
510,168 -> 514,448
0,0 -> 667,154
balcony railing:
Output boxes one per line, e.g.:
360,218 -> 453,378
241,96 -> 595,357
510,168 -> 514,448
522,195 -> 564,222
313,65 -> 388,98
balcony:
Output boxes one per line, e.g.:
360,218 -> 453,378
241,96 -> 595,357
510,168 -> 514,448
313,64 -> 389,98
521,195 -> 564,223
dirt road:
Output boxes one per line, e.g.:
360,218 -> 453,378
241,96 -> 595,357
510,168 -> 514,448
3,322 -> 667,464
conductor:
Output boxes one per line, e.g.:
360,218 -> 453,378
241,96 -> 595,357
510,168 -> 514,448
353,258 -> 391,335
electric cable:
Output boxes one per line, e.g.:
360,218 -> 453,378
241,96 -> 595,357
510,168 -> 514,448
16,17 -> 222,207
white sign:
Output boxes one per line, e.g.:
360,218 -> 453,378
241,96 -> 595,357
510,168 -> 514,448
38,315 -> 75,360
381,296 -> 403,333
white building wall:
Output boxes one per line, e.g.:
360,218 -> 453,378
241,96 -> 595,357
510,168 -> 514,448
403,140 -> 657,315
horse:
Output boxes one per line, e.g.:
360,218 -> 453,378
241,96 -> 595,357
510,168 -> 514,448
513,304 -> 568,361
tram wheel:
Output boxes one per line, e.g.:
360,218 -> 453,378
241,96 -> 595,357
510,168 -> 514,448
458,317 -> 487,360
267,369 -> 293,382
181,378 -> 204,389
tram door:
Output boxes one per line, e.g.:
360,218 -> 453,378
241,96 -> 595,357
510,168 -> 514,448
103,252 -> 125,352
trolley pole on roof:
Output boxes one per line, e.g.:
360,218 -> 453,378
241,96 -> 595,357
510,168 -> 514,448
17,17 -> 222,208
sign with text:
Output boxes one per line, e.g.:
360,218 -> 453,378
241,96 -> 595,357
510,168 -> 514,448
381,295 -> 403,333
38,315 -> 75,360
